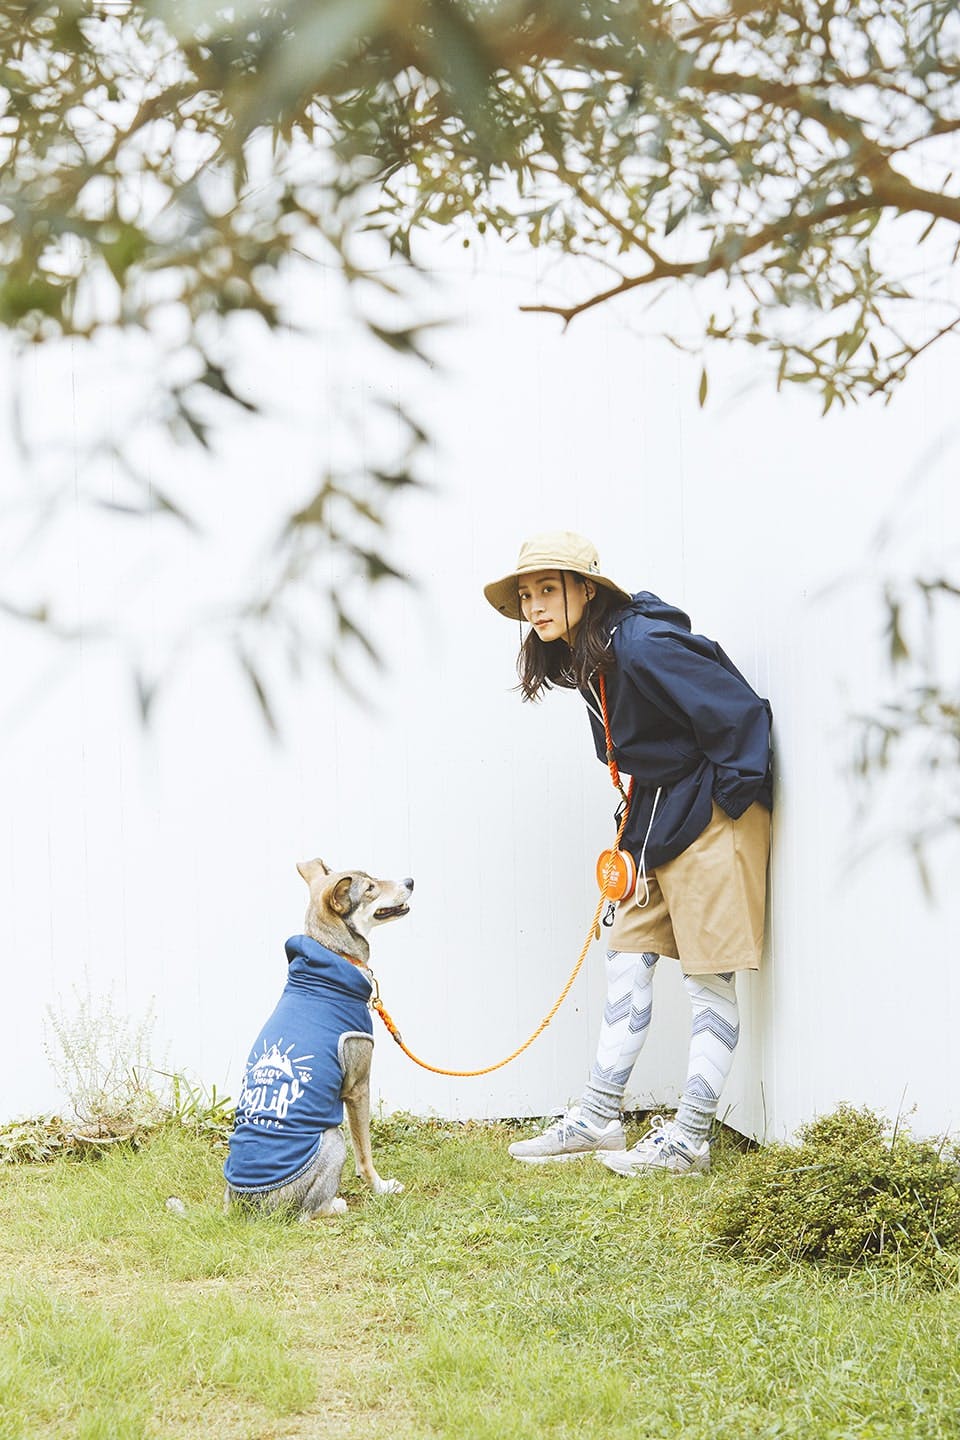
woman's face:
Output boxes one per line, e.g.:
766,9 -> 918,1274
518,569 -> 595,644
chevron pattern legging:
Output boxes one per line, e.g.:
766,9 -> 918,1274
579,950 -> 740,1145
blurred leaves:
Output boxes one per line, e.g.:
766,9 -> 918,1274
4,1 -> 958,431
1,0 -> 959,717
854,576 -> 960,866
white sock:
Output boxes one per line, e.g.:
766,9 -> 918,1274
579,950 -> 659,1127
674,971 -> 739,1146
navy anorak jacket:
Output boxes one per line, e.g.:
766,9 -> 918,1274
582,593 -> 773,870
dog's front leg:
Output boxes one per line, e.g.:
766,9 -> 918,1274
339,1034 -> 404,1196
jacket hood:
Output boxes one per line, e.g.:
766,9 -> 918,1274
615,591 -> 692,632
283,934 -> 373,1002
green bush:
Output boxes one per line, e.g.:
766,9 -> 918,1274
708,1104 -> 960,1283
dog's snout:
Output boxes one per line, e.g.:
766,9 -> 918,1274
403,878 -> 414,893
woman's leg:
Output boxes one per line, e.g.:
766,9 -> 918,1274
597,969 -> 739,1177
579,949 -> 659,1126
507,949 -> 658,1163
674,970 -> 740,1145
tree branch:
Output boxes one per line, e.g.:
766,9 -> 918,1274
519,196 -> 877,325
869,313 -> 960,396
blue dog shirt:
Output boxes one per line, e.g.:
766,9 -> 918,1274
224,935 -> 374,1193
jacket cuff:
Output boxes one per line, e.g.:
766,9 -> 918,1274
712,784 -> 750,821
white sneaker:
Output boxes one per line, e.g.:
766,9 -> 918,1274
508,1107 -> 627,1164
596,1115 -> 710,1176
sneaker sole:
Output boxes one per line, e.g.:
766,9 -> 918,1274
509,1143 -> 627,1165
596,1154 -> 710,1177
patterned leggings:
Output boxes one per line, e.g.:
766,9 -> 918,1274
579,950 -> 740,1144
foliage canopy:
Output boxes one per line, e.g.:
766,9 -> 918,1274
3,2 -> 958,398
1,0 -> 958,687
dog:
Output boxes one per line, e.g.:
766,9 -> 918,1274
223,858 -> 413,1219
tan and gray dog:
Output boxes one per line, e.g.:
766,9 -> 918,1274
223,859 -> 413,1218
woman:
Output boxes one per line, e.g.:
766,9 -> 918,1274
484,531 -> 773,1175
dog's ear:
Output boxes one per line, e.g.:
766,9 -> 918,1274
297,858 -> 331,885
329,876 -> 354,916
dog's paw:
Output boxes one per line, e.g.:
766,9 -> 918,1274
373,1176 -> 404,1196
303,1196 -> 348,1221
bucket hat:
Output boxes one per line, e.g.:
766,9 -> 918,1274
483,531 -> 631,621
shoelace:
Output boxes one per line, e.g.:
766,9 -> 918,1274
555,1115 -> 585,1140
631,1116 -> 671,1154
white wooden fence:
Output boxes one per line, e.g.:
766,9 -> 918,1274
2,244 -> 958,1142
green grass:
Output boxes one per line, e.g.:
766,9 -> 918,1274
1,1118 -> 959,1439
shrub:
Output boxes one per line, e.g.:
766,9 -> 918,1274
44,987 -> 168,1142
707,1104 -> 960,1283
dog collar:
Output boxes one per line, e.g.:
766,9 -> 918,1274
333,952 -> 379,1002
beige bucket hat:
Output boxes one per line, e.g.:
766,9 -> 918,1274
483,530 -> 631,621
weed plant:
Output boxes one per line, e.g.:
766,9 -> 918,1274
44,987 -> 167,1142
708,1104 -> 960,1283
0,1112 -> 959,1439
37,986 -> 235,1156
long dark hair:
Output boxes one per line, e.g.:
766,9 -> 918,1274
516,574 -> 625,701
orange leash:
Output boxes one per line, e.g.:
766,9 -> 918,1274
371,801 -> 632,1077
371,672 -> 634,1077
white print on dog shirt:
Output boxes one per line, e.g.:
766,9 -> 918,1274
237,1040 -> 314,1129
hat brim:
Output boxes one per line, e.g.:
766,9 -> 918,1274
483,567 -> 632,621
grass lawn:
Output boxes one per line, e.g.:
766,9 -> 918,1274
1,1116 -> 958,1439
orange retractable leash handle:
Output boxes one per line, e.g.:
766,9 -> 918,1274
371,672 -> 634,1076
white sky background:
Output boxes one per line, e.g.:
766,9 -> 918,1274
1,210 -> 958,1132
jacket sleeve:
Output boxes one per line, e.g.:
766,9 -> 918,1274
620,630 -> 771,819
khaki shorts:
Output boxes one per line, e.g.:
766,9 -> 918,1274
608,801 -> 771,974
